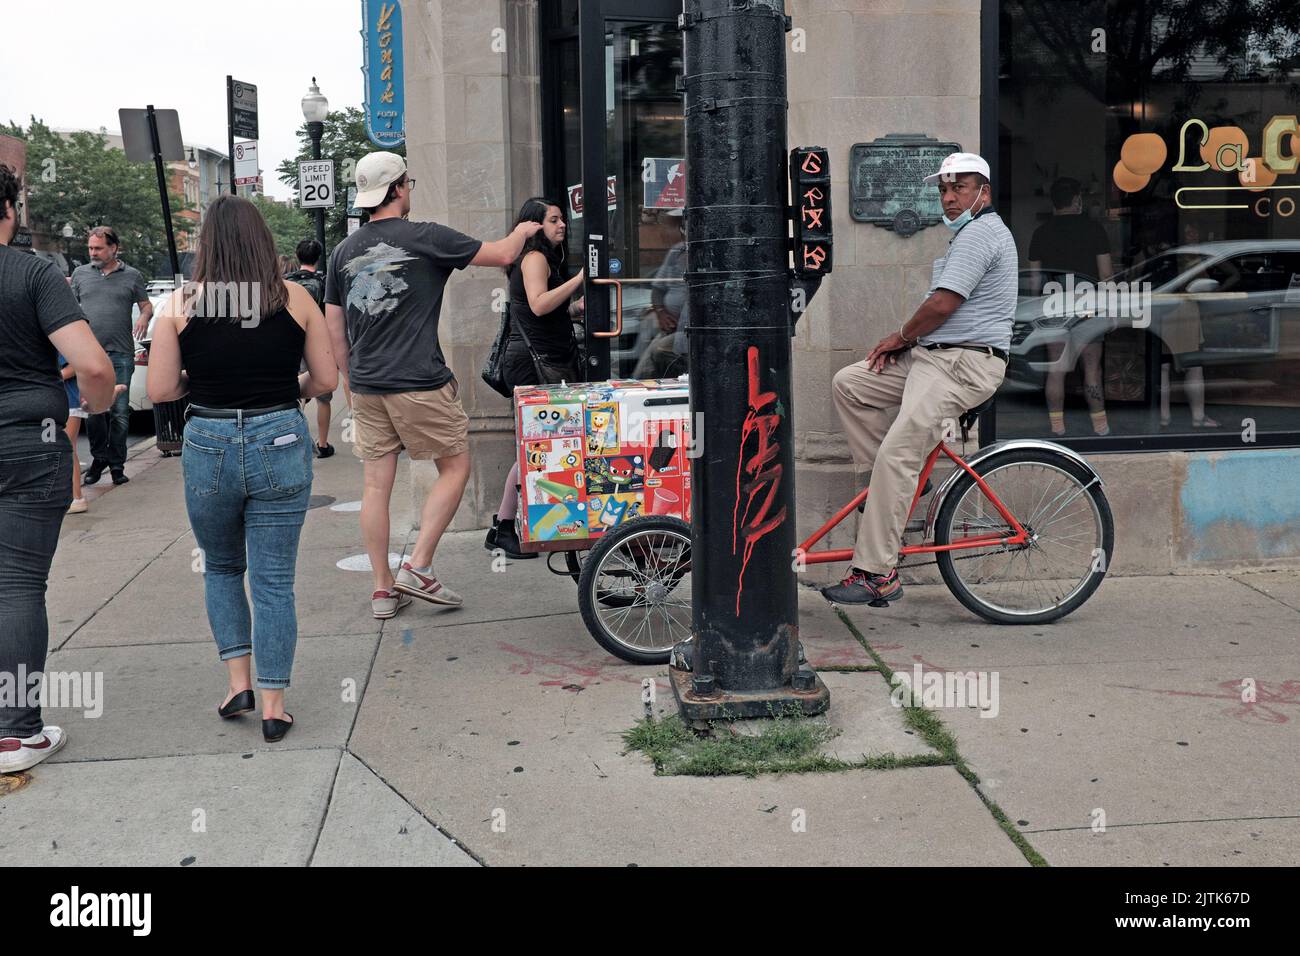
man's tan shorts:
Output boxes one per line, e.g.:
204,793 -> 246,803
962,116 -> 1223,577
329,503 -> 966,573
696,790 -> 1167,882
350,380 -> 469,461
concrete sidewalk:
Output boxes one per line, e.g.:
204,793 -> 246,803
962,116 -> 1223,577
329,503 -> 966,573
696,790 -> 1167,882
2,414 -> 1296,866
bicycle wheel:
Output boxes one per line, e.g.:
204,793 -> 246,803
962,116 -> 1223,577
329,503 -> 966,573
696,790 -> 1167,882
578,516 -> 692,664
934,448 -> 1113,624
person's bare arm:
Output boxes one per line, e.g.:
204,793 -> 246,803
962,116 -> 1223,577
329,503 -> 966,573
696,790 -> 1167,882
324,303 -> 350,393
288,283 -> 338,399
134,299 -> 153,339
48,322 -> 117,412
521,251 -> 584,317
864,289 -> 964,373
146,290 -> 188,403
471,221 -> 545,268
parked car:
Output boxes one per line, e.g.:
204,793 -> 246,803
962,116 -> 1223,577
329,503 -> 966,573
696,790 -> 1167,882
1006,241 -> 1300,392
128,292 -> 172,414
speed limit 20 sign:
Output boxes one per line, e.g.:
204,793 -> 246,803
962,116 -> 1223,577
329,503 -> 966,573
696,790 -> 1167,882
298,160 -> 336,208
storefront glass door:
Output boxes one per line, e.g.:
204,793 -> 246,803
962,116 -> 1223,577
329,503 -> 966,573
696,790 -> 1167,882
578,1 -> 685,380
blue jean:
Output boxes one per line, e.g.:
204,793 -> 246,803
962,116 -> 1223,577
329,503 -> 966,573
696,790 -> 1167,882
86,351 -> 134,470
0,440 -> 73,737
182,408 -> 312,689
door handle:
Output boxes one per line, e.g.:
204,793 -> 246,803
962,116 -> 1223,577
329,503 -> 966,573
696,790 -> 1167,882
591,278 -> 623,338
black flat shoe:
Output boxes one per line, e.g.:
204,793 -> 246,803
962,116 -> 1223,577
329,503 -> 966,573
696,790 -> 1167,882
262,713 -> 294,743
111,470 -> 130,485
218,688 -> 255,718
315,442 -> 335,458
82,463 -> 106,485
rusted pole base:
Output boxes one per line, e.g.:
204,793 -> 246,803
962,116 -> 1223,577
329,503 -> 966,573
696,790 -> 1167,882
668,640 -> 830,721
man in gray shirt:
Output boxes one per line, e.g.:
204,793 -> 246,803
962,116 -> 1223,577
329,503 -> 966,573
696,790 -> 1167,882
70,225 -> 152,485
824,152 -> 1017,605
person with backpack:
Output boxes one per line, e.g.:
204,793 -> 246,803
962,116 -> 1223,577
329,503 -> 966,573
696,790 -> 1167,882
284,239 -> 337,457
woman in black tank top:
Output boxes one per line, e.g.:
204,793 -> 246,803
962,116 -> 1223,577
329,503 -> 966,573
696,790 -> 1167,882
487,197 -> 585,559
147,194 -> 337,744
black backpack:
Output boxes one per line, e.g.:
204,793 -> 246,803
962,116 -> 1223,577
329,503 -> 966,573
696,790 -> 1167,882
285,269 -> 325,309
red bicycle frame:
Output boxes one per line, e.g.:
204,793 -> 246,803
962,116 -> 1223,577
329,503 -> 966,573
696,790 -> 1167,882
797,441 -> 1030,566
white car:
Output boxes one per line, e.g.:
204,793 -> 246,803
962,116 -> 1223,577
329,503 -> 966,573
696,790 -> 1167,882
128,293 -> 172,414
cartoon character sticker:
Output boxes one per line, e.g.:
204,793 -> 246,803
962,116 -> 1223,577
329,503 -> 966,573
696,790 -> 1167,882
587,493 -> 642,532
586,403 -> 620,455
586,454 -> 644,495
522,403 -> 583,439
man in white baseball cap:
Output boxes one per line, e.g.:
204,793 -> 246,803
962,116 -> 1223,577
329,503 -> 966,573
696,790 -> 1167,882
324,150 -> 543,620
824,151 -> 1018,606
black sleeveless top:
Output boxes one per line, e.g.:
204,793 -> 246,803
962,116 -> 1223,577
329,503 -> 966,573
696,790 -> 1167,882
507,257 -> 578,363
179,303 -> 305,409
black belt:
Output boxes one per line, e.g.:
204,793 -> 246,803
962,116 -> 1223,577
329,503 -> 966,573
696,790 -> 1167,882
186,401 -> 300,420
923,342 -> 1008,363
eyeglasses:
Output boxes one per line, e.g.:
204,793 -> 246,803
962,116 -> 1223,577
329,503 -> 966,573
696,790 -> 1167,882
404,178 -> 416,192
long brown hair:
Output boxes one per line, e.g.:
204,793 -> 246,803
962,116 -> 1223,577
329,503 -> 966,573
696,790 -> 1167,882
191,194 -> 289,321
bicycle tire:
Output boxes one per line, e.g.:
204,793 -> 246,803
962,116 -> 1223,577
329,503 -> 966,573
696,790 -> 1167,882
578,515 -> 692,664
934,448 -> 1113,625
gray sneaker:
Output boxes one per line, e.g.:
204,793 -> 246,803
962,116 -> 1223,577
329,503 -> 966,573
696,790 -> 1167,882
371,588 -> 412,619
394,562 -> 463,606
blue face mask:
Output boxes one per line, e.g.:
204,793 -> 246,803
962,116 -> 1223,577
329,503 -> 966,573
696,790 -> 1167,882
944,185 -> 987,233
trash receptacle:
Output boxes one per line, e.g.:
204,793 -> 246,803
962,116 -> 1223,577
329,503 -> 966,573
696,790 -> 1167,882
152,399 -> 188,457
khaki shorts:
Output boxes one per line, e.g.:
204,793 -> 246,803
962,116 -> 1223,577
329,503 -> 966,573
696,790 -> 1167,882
350,380 -> 469,461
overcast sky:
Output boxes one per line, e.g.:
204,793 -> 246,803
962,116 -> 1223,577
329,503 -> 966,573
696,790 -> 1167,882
2,0 -> 366,200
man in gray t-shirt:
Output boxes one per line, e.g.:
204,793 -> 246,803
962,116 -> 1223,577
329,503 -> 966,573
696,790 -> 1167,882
323,151 -> 542,619
69,226 -> 152,484
824,153 -> 1018,607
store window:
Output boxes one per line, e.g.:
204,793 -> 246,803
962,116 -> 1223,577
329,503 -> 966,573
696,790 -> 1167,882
997,1 -> 1300,449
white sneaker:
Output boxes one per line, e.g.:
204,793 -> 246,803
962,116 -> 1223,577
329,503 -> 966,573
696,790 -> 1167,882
371,588 -> 412,620
394,562 -> 464,606
0,726 -> 68,773
67,498 -> 88,514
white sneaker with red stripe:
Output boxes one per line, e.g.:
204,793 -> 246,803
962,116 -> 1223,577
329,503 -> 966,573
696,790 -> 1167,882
394,562 -> 463,606
0,726 -> 68,773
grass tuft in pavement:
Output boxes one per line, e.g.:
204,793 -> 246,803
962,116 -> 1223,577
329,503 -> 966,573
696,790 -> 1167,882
623,705 -> 948,778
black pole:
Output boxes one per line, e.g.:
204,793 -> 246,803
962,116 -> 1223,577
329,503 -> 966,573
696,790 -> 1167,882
225,76 -> 237,196
670,0 -> 829,718
146,104 -> 182,281
308,120 -> 326,266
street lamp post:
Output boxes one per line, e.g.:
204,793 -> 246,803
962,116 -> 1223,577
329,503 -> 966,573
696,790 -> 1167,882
301,78 -> 329,267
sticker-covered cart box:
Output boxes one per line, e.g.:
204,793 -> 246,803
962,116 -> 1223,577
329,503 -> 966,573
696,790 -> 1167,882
514,379 -> 692,547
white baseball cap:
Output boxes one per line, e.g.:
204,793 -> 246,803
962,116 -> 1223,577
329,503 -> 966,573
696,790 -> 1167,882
354,151 -> 408,207
923,152 -> 991,185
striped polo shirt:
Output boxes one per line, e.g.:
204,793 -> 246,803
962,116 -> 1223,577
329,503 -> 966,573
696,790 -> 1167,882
920,210 -> 1018,351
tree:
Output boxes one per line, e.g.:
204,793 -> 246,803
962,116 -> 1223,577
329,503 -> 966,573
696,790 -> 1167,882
251,194 -> 314,258
276,106 -> 406,247
1,117 -> 193,277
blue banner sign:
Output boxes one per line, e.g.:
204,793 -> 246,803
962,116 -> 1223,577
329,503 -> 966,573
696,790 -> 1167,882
362,0 -> 405,148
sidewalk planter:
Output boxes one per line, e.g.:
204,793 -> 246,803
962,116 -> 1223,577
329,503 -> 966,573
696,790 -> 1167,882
514,378 -> 693,548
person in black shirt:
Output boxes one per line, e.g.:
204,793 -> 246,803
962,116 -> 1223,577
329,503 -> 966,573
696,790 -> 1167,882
284,238 -> 338,457
0,163 -> 120,772
1028,178 -> 1114,436
485,197 -> 585,559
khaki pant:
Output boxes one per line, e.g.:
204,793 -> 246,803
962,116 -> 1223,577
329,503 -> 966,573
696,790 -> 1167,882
831,346 -> 1006,572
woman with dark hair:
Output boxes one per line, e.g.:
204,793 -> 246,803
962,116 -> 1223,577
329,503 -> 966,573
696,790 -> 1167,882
484,197 -> 585,558
147,194 -> 337,744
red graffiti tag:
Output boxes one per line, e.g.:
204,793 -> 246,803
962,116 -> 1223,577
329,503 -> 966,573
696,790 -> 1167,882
732,346 -> 787,615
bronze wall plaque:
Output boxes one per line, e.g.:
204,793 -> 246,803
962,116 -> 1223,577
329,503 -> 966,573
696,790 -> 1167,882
849,134 -> 961,237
